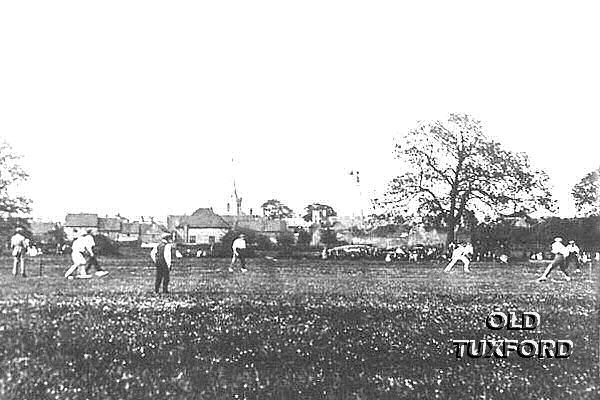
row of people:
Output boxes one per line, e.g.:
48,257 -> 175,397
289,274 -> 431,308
8,227 -> 593,293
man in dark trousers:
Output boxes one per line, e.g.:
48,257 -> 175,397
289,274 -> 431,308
150,234 -> 173,294
565,240 -> 581,271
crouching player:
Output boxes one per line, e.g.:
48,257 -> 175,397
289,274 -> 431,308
151,234 -> 173,294
65,230 -> 96,279
565,240 -> 581,272
444,242 -> 473,273
229,234 -> 248,272
537,237 -> 571,282
85,253 -> 109,277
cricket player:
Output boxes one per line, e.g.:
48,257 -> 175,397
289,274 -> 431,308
65,230 -> 95,279
150,234 -> 173,294
229,233 -> 247,272
537,237 -> 571,282
85,252 -> 109,277
565,240 -> 581,271
443,242 -> 473,273
10,227 -> 30,277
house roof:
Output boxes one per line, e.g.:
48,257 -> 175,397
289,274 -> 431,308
169,208 -> 230,229
98,217 -> 121,231
65,213 -> 98,227
121,222 -> 140,234
141,222 -> 169,235
30,221 -> 57,235
222,215 -> 287,233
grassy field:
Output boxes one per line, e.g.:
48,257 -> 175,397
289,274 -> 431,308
0,255 -> 598,399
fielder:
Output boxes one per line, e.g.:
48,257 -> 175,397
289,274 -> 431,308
537,237 -> 571,282
229,233 -> 247,272
10,227 -> 30,277
565,240 -> 581,271
64,230 -> 95,279
443,242 -> 473,273
85,253 -> 109,277
150,234 -> 173,294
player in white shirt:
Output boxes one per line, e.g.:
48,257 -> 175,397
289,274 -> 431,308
537,237 -> 571,282
11,227 -> 30,277
64,230 -> 95,279
443,242 -> 473,273
229,234 -> 247,272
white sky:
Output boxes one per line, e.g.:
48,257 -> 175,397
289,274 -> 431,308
1,1 -> 598,222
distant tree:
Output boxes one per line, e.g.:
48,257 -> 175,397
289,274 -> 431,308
0,141 -> 31,252
320,229 -> 338,247
572,167 -> 599,217
0,140 -> 31,218
296,229 -> 312,248
93,234 -> 120,256
261,199 -> 294,220
47,226 -> 67,247
374,113 -> 555,244
276,231 -> 295,251
221,229 -> 272,251
303,203 -> 337,222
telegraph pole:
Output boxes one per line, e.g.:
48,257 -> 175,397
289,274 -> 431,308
349,170 -> 365,228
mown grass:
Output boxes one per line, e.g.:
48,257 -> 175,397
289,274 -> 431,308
0,255 -> 598,399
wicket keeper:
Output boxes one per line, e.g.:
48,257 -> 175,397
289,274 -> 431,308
229,233 -> 247,272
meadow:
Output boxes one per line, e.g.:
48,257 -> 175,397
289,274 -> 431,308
0,254 -> 597,399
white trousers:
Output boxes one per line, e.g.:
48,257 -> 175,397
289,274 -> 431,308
444,256 -> 470,272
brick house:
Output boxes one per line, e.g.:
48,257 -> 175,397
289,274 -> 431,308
98,217 -> 122,240
64,213 -> 99,241
118,222 -> 141,243
221,215 -> 288,243
168,208 -> 230,245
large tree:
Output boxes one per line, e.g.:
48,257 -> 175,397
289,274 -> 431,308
303,203 -> 337,222
572,166 -> 599,217
374,113 -> 555,244
261,199 -> 294,220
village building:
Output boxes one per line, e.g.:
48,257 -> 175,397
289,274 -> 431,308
283,217 -> 313,233
168,208 -> 230,245
221,215 -> 288,243
98,217 -> 122,240
117,222 -> 141,243
64,213 -> 99,241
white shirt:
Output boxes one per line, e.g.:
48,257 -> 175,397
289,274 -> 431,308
72,234 -> 95,257
452,245 -> 467,259
463,243 -> 473,256
10,233 -> 28,249
566,244 -> 580,255
150,242 -> 173,267
551,241 -> 569,257
232,238 -> 246,255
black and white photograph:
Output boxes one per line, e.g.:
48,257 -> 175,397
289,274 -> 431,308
0,1 -> 598,399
